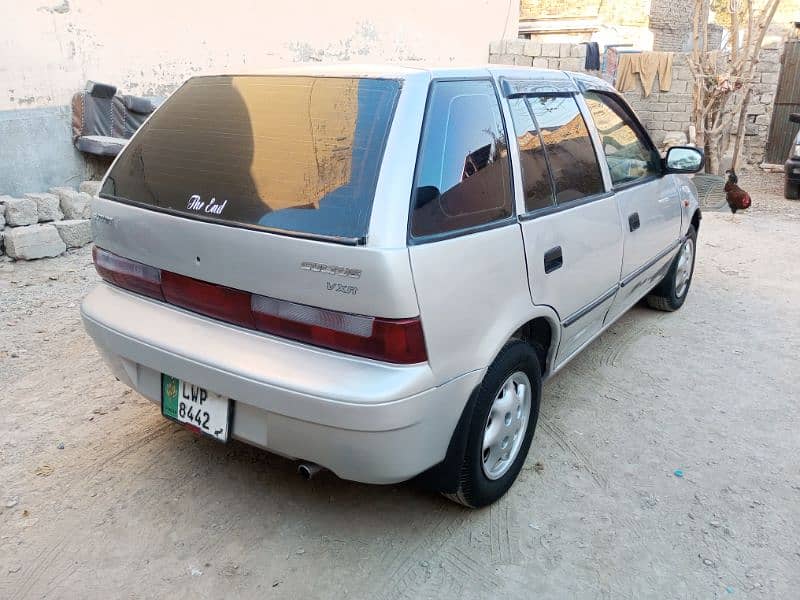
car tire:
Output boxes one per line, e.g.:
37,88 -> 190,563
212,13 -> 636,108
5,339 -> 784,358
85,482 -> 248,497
646,225 -> 697,312
786,180 -> 800,200
441,340 -> 542,508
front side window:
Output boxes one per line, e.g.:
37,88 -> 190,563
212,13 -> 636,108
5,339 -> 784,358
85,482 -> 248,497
526,95 -> 605,204
508,98 -> 555,212
410,80 -> 513,238
584,91 -> 660,187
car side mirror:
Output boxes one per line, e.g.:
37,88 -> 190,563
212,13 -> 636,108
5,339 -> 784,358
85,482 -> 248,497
790,113 -> 800,124
664,146 -> 705,174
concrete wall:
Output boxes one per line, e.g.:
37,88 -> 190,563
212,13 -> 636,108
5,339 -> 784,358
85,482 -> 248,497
0,0 -> 519,195
0,106 -> 88,194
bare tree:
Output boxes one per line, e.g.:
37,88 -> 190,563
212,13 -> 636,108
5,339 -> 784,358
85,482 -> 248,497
689,0 -> 782,174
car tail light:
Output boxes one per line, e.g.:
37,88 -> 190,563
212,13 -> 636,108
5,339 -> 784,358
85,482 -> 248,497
161,271 -> 255,329
251,295 -> 427,364
92,246 -> 163,300
92,246 -> 427,364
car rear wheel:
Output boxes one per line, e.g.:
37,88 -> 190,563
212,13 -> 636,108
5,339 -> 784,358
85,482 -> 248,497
786,180 -> 800,200
441,340 -> 542,508
646,225 -> 697,312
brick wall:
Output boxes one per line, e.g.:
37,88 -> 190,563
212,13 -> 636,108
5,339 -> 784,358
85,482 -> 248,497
649,0 -> 694,51
623,54 -> 694,147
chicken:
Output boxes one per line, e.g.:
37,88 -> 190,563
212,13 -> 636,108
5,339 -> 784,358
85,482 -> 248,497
724,169 -> 752,215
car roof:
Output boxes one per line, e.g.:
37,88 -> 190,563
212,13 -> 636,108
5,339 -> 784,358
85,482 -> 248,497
190,63 -> 614,93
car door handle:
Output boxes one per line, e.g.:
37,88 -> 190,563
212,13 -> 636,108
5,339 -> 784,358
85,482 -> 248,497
628,212 -> 640,232
544,246 -> 563,274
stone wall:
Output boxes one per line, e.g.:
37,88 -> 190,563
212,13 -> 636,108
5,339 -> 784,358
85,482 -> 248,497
742,42 -> 784,167
488,40 -> 784,166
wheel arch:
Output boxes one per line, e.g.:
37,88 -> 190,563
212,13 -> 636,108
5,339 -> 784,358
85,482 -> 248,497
415,306 -> 559,495
495,307 -> 560,377
691,209 -> 701,234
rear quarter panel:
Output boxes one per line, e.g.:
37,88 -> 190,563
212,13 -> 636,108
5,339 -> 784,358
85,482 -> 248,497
409,224 -> 559,382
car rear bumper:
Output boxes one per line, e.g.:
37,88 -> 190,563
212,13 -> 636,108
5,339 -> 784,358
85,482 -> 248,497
786,158 -> 800,183
81,283 -> 484,484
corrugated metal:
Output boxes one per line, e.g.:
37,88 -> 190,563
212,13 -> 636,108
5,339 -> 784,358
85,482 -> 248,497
766,40 -> 800,164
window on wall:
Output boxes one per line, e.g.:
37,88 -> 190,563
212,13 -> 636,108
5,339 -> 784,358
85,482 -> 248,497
583,91 -> 661,186
410,80 -> 513,238
508,98 -> 555,212
526,95 -> 605,204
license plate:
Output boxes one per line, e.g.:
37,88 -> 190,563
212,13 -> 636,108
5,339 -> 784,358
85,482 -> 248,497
161,374 -> 231,442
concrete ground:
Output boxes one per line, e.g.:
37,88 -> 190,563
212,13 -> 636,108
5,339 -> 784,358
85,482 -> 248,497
1,172 -> 798,599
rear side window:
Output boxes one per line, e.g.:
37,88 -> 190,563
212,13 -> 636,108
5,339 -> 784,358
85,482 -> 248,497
583,91 -> 660,186
410,80 -> 513,238
100,76 -> 400,242
508,98 -> 555,212
526,95 -> 604,204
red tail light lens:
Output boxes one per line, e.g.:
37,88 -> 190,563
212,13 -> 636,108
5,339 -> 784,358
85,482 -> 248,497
92,246 -> 163,300
92,246 -> 427,364
250,295 -> 427,364
161,271 -> 255,329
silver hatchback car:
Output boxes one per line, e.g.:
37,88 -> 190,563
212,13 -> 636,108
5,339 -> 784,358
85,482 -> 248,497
82,65 -> 703,507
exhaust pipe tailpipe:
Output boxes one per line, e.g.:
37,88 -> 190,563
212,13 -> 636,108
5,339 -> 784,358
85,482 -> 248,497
298,462 -> 324,480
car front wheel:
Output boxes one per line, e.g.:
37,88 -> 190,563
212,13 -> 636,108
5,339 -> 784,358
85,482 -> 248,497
646,225 -> 697,312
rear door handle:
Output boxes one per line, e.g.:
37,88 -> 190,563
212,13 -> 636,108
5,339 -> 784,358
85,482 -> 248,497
628,212 -> 640,232
544,246 -> 563,274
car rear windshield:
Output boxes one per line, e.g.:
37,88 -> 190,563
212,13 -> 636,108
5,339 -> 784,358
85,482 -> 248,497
100,75 -> 401,243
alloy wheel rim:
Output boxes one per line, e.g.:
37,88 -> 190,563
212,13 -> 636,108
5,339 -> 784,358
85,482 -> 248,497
675,238 -> 694,298
481,371 -> 532,480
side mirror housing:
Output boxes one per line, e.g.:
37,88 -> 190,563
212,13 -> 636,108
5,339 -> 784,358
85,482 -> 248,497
664,146 -> 705,174
790,113 -> 800,124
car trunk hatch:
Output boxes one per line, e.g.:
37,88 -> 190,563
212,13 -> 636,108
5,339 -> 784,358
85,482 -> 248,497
92,75 -> 422,361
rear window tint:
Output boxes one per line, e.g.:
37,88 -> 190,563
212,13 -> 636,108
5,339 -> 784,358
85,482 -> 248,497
410,80 -> 513,238
100,76 -> 401,242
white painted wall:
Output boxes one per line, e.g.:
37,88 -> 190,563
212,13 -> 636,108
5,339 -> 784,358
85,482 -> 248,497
1,0 -> 519,111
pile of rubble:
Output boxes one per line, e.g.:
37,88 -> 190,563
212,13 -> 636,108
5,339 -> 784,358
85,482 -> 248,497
0,181 -> 100,260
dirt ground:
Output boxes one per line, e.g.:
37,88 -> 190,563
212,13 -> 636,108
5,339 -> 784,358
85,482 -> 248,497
1,172 -> 799,599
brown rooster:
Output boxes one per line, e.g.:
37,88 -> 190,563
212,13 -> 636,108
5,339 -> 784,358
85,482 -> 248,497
724,169 -> 751,215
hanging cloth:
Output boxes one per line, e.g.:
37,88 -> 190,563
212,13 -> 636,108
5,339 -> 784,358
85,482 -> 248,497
581,42 -> 601,71
657,52 -> 674,92
637,52 -> 674,97
615,53 -> 641,92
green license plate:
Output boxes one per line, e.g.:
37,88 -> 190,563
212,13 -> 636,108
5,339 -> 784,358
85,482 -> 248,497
161,374 -> 231,442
